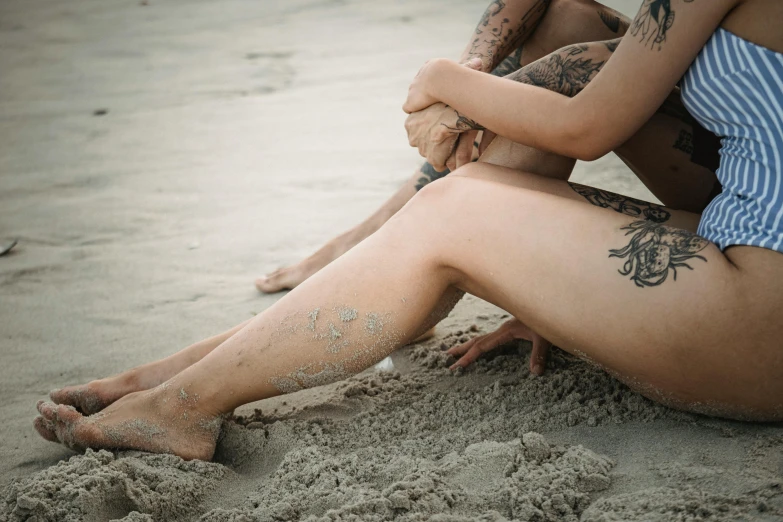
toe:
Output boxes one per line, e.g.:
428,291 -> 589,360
34,416 -> 59,442
55,404 -> 84,423
38,401 -> 58,421
49,388 -> 66,403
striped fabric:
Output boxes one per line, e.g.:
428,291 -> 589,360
681,28 -> 783,252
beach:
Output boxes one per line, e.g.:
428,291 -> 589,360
1,0 -> 781,520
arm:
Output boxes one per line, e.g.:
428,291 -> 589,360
406,0 -> 737,162
405,41 -> 618,171
458,0 -> 552,73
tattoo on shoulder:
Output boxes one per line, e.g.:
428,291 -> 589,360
571,184 -> 671,223
415,163 -> 450,191
630,0 -> 695,51
609,220 -> 708,287
598,9 -> 621,33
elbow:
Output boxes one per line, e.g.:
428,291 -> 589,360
561,120 -> 611,162
556,105 -> 614,162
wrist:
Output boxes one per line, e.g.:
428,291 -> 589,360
426,58 -> 455,102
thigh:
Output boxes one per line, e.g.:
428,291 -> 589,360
420,172 -> 781,419
616,90 -> 720,214
453,162 -> 700,232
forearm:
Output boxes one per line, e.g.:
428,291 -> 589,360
459,0 -> 551,72
444,42 -> 618,158
430,59 -> 583,158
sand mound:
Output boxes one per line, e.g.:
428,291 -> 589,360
202,433 -> 612,521
1,449 -> 226,522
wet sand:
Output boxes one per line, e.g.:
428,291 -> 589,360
1,0 -> 781,520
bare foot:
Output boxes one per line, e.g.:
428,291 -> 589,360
256,231 -> 359,293
34,385 -> 221,461
49,376 -> 138,415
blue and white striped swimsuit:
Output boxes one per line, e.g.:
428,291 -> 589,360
681,28 -> 783,253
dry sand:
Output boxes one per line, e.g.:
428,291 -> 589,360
0,0 -> 781,520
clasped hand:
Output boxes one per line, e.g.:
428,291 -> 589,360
403,58 -> 489,172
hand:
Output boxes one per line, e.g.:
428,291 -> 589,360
403,57 -> 481,114
446,318 -> 552,375
404,103 -> 462,172
446,131 -> 478,171
445,127 -> 497,171
403,59 -> 443,115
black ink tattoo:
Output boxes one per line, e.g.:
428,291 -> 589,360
673,129 -> 694,154
441,109 -> 485,133
598,10 -> 621,33
571,184 -> 671,223
509,45 -> 606,97
415,162 -> 450,191
630,0 -> 694,50
609,220 -> 708,287
603,38 -> 620,53
477,0 -> 506,33
491,47 -> 524,77
469,0 -> 550,71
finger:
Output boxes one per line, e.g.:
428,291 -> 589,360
479,130 -> 497,156
530,338 -> 553,376
448,330 -> 514,370
446,337 -> 478,357
450,345 -> 486,370
455,135 -> 474,169
446,149 -> 458,172
464,57 -> 483,70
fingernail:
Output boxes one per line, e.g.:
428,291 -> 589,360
532,364 -> 543,376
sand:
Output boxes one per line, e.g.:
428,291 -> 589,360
0,0 -> 781,520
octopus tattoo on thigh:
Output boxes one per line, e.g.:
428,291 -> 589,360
609,220 -> 709,287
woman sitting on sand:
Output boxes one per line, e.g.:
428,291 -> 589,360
35,0 -> 782,460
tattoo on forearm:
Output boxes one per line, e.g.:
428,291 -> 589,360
609,220 -> 708,287
630,0 -> 695,50
598,9 -> 622,33
508,44 -> 607,97
441,109 -> 485,133
571,184 -> 671,223
415,162 -> 450,191
469,0 -> 551,71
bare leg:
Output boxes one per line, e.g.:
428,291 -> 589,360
255,0 -> 626,294
35,170 -> 783,459
49,319 -> 250,414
